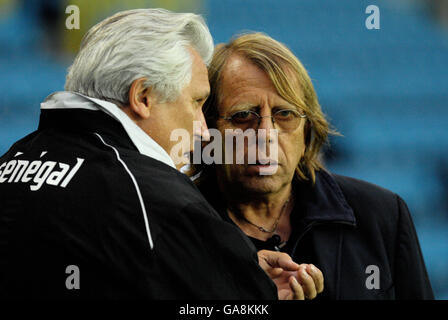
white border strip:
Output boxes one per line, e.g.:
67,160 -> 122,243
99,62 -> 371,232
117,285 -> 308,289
94,133 -> 154,250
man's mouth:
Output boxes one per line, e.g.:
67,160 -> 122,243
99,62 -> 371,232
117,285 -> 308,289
245,161 -> 279,176
248,159 -> 278,166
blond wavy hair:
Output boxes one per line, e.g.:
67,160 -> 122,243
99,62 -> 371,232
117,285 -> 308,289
195,32 -> 336,183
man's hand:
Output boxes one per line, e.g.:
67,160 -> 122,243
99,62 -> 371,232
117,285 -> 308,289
257,250 -> 324,300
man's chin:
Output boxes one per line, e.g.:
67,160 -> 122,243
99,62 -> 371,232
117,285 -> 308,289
236,175 -> 283,195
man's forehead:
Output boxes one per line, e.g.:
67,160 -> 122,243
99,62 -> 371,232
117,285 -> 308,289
222,53 -> 290,89
220,54 -> 264,85
222,53 -> 247,74
217,53 -> 304,112
220,54 -> 277,94
189,47 -> 210,97
223,53 -> 303,93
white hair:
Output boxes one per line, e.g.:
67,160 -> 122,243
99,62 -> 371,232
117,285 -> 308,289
65,8 -> 214,104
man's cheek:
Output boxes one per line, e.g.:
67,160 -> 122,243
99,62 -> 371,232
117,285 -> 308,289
224,163 -> 243,179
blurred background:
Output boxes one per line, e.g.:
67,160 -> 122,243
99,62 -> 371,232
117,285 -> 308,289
0,0 -> 447,299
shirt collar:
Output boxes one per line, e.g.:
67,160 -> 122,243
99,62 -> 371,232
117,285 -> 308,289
293,169 -> 356,226
40,91 -> 176,169
198,167 -> 356,226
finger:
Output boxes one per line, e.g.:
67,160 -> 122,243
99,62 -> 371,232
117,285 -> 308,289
267,267 -> 284,279
289,276 -> 304,300
276,253 -> 300,271
258,250 -> 300,271
297,266 -> 317,299
306,264 -> 324,294
257,252 -> 285,278
278,289 -> 291,300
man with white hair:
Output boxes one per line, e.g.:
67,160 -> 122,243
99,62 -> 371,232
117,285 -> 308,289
0,9 -> 322,299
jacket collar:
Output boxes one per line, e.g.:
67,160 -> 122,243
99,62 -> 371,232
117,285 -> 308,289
199,167 -> 356,227
40,91 -> 176,169
293,169 -> 356,226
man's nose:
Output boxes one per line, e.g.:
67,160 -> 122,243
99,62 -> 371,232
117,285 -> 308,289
257,114 -> 275,143
195,110 -> 210,142
257,115 -> 275,131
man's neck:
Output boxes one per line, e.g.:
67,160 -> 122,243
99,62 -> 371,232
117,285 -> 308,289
220,181 -> 294,241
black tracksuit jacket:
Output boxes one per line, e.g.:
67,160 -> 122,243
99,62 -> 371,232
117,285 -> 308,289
0,109 -> 277,299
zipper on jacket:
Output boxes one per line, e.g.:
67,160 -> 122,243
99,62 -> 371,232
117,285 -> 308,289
290,220 -> 356,259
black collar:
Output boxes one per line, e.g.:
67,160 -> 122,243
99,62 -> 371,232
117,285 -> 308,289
200,168 -> 356,227
38,108 -> 138,153
293,169 -> 356,226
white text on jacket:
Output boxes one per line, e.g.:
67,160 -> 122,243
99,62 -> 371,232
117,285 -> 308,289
0,156 -> 84,191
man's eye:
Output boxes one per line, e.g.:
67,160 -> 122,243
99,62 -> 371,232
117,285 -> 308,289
231,111 -> 255,122
275,110 -> 295,119
233,111 -> 251,119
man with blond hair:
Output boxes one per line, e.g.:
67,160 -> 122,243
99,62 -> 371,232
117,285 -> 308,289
195,32 -> 434,299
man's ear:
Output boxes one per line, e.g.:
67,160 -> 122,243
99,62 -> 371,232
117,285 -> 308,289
128,78 -> 152,119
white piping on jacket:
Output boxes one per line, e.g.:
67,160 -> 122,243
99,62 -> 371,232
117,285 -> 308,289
94,132 -> 154,250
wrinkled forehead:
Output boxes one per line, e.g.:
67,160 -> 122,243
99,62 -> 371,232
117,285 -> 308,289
220,54 -> 272,91
218,53 -> 303,110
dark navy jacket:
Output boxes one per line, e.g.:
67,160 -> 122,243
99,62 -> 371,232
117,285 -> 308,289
200,169 -> 434,300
